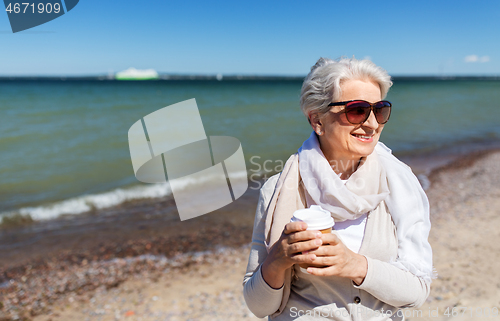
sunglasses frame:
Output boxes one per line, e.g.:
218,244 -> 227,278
328,100 -> 392,125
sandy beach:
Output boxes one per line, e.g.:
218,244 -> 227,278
1,149 -> 500,321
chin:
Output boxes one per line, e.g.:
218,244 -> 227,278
353,142 -> 377,158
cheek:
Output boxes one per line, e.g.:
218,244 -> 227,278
333,127 -> 355,144
337,113 -> 351,125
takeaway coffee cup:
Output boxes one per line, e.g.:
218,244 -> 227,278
290,205 -> 334,272
290,205 -> 334,233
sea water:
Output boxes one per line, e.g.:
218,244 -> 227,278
1,78 -> 499,221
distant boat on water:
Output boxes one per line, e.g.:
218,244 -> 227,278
115,68 -> 159,80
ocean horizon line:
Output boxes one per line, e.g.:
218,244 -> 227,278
1,74 -> 500,81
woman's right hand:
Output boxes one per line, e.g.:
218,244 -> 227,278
260,222 -> 323,289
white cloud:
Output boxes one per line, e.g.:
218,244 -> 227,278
464,55 -> 490,63
464,55 -> 478,62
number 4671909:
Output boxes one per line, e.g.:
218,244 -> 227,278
5,2 -> 62,14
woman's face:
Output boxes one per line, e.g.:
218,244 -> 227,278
313,78 -> 385,164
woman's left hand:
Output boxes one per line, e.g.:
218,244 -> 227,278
305,233 -> 368,286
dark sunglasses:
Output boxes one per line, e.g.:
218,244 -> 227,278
328,100 -> 392,125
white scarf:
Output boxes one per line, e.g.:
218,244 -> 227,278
298,132 -> 436,283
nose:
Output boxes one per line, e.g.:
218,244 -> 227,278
363,109 -> 379,129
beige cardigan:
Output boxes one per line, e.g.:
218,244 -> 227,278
243,173 -> 431,320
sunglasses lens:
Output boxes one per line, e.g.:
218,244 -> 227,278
345,101 -> 370,124
373,101 -> 391,124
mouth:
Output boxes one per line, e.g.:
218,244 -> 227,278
351,133 -> 374,142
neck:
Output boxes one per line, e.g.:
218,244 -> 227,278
319,144 -> 363,180
330,156 -> 363,180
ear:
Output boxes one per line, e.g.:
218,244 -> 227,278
308,112 -> 324,136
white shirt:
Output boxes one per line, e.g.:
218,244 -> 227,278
334,178 -> 367,253
335,212 -> 367,253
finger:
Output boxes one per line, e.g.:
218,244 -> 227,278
307,255 -> 335,266
306,245 -> 336,257
306,261 -> 334,268
290,253 -> 317,264
307,265 -> 338,276
321,233 -> 341,245
287,230 -> 322,244
287,238 -> 323,255
283,222 -> 308,235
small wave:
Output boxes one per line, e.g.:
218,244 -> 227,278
1,170 -> 249,222
2,183 -> 172,222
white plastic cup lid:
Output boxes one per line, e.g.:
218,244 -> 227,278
290,205 -> 334,230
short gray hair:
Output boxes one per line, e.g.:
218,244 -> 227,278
300,57 -> 393,120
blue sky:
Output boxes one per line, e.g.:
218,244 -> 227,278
1,0 -> 499,76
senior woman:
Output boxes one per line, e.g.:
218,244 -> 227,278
243,57 -> 434,320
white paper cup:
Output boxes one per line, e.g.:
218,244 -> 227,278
290,205 -> 334,272
290,205 -> 334,233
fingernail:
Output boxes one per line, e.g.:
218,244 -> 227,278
315,239 -> 322,245
301,223 -> 307,230
316,232 -> 322,238
310,254 -> 316,261
303,251 -> 309,254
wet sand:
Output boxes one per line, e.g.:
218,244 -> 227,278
0,182 -> 261,320
2,149 -> 500,320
